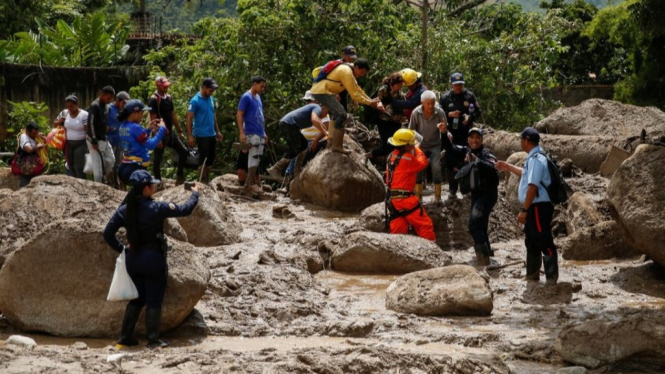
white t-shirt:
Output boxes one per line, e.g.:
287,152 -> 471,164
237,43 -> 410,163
62,109 -> 89,141
301,115 -> 330,141
19,133 -> 37,151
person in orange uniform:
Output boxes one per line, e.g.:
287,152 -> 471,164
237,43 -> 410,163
385,129 -> 436,241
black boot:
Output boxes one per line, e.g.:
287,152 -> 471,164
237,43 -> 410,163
543,254 -> 559,285
146,309 -> 170,349
117,304 -> 142,348
525,252 -> 542,281
474,243 -> 491,266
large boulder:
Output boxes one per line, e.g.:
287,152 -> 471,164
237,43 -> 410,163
329,231 -> 450,274
0,219 -> 210,337
0,168 -> 20,191
503,152 -> 528,215
560,221 -> 637,260
555,315 -> 665,369
535,99 -> 665,139
155,184 -> 242,247
565,192 -> 602,235
290,138 -> 385,213
386,265 -> 493,316
0,175 -> 187,268
607,145 -> 665,266
484,131 -> 617,173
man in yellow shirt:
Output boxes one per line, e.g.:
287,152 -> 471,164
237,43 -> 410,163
311,58 -> 384,154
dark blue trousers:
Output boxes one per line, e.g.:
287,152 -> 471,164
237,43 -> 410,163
125,247 -> 167,310
468,192 -> 497,247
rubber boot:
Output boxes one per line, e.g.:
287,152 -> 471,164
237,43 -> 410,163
524,251 -> 542,281
434,184 -> 442,204
244,167 -> 262,195
146,309 -> 169,349
474,243 -> 491,266
267,157 -> 291,182
543,254 -> 559,285
116,303 -> 142,348
414,183 -> 423,200
330,127 -> 350,155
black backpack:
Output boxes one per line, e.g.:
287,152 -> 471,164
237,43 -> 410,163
534,151 -> 570,205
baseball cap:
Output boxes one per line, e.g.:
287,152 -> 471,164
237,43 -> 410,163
123,99 -> 151,114
301,90 -> 315,101
155,76 -> 171,87
342,45 -> 357,59
129,169 -> 160,188
520,127 -> 541,144
451,72 -> 465,85
116,91 -> 130,101
202,77 -> 219,89
468,127 -> 483,136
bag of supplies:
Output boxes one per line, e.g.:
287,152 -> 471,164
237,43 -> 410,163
107,249 -> 139,301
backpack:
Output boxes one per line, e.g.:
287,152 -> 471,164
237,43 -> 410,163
312,60 -> 345,83
454,160 -> 480,195
534,151 -> 570,205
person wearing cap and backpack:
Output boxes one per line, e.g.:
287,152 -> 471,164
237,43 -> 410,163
104,169 -> 200,349
149,76 -> 189,185
384,128 -> 436,241
496,127 -> 559,285
310,58 -> 384,155
439,124 -> 499,266
118,100 -> 167,185
440,73 -> 482,200
187,78 -> 224,183
107,91 -> 130,189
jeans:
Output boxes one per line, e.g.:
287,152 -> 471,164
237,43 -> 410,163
312,94 -> 347,130
66,139 -> 87,179
417,146 -> 443,184
280,122 -> 309,159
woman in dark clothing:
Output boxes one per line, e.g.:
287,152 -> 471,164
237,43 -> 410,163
365,72 -> 407,159
439,124 -> 499,266
103,169 -> 199,349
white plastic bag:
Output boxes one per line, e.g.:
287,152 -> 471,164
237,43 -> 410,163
107,249 -> 139,301
83,153 -> 93,174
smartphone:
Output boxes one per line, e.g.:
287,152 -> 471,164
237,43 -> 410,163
184,181 -> 194,191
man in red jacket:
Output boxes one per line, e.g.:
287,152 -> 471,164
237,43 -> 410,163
385,129 -> 436,241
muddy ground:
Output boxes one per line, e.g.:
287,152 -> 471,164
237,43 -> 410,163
1,181 -> 664,373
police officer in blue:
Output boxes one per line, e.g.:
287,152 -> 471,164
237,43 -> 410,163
496,127 -> 558,285
103,169 -> 200,348
118,100 -> 167,186
439,72 -> 482,199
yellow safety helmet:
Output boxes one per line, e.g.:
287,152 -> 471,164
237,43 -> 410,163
388,129 -> 417,147
400,68 -> 422,86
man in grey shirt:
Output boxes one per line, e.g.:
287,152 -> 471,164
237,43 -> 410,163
409,90 -> 446,203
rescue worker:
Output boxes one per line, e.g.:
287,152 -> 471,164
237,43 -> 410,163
439,72 -> 481,199
385,129 -> 436,241
391,68 -> 427,121
496,127 -> 559,285
408,90 -> 446,203
118,100 -> 166,185
439,124 -> 499,265
103,169 -> 200,348
310,58 -> 383,155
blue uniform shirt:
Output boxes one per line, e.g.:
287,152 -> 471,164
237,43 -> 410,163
238,91 -> 265,137
188,92 -> 216,137
103,192 -> 200,253
119,121 -> 166,166
280,104 -> 322,129
519,145 -> 551,204
106,103 -> 122,147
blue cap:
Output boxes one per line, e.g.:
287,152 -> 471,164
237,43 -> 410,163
129,169 -> 160,188
520,127 -> 540,144
451,72 -> 465,84
123,99 -> 150,114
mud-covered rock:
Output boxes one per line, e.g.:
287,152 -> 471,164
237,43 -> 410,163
555,315 -> 665,369
424,200 -> 475,251
386,265 -> 493,316
566,192 -> 602,235
607,144 -> 665,266
560,221 -> 637,260
290,143 -> 385,212
357,203 -> 387,233
155,184 -> 242,247
0,168 -> 20,191
0,219 -> 209,337
535,99 -> 665,139
210,173 -> 245,195
484,131 -> 616,173
330,231 -> 450,274
503,152 -> 528,215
